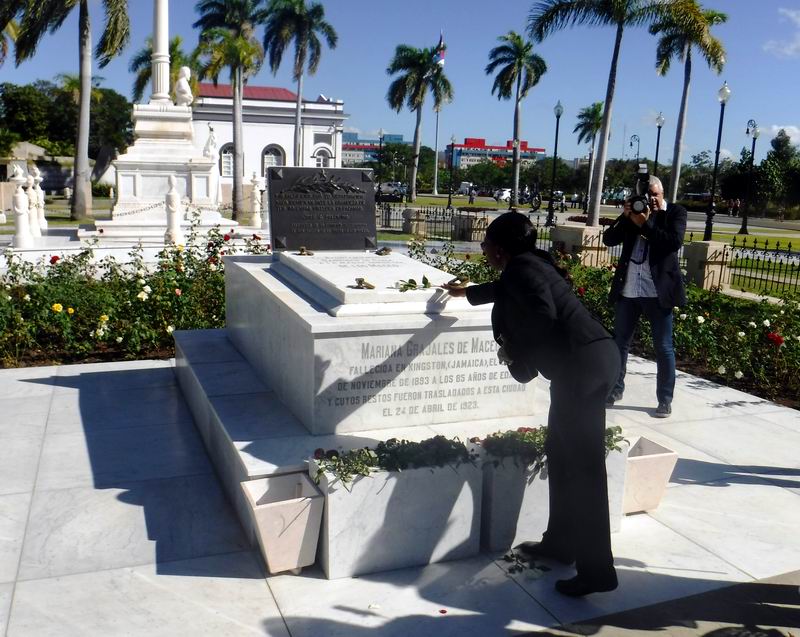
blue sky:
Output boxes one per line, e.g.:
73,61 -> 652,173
2,0 -> 798,164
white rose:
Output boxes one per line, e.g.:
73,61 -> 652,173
737,331 -> 745,338
209,263 -> 218,271
734,371 -> 743,379
679,314 -> 687,320
696,316 -> 705,324
166,325 -> 175,334
116,336 -> 123,344
717,365 -> 726,375
136,269 -> 145,277
23,294 -> 30,302
143,285 -> 152,294
137,278 -> 145,286
763,319 -> 770,327
748,322 -> 757,328
137,291 -> 149,301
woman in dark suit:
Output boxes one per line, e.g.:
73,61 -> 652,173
443,212 -> 620,596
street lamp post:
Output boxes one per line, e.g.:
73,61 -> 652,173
630,134 -> 640,162
739,119 -> 759,235
704,81 -> 731,241
545,100 -> 564,227
447,135 -> 456,210
654,113 -> 665,176
377,128 -> 385,186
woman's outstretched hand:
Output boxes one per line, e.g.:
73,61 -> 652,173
440,283 -> 467,297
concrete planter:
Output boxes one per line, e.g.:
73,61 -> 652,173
241,472 -> 324,575
310,458 -> 482,579
623,437 -> 678,515
481,442 -> 629,552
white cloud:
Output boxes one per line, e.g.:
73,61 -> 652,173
344,126 -> 361,135
764,8 -> 800,57
719,148 -> 734,161
768,125 -> 800,145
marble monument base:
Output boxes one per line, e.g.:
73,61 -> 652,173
225,252 -> 538,435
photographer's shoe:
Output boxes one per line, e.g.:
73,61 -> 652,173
653,402 -> 672,418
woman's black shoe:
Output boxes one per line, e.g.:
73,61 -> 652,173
514,541 -> 575,565
555,574 -> 618,597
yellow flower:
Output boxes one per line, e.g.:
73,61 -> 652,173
67,307 -> 75,315
51,303 -> 63,313
99,314 -> 109,323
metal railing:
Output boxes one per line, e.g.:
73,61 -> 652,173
723,237 -> 799,295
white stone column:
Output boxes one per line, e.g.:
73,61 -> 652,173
164,175 -> 185,245
31,165 -> 47,231
11,169 -> 33,249
150,0 -> 171,104
26,175 -> 42,238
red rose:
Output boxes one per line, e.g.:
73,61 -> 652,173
313,448 -> 325,460
49,255 -> 60,265
223,234 -> 231,242
438,609 -> 448,615
577,286 -> 586,297
253,234 -> 261,240
767,332 -> 784,346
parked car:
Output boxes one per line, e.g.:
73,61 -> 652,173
493,188 -> 512,202
378,181 -> 404,195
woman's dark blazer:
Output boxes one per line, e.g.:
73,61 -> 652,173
465,251 -> 612,383
602,203 -> 688,309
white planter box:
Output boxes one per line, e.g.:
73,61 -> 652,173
310,458 -> 483,579
623,437 -> 678,515
241,472 -> 324,575
481,442 -> 629,552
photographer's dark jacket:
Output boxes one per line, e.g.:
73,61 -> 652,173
465,251 -> 612,383
602,203 -> 687,309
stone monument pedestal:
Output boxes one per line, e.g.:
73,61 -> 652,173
550,223 -> 610,267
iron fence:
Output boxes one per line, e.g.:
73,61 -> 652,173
723,237 -> 799,296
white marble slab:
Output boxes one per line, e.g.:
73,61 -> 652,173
275,250 -> 476,315
0,365 -> 58,399
0,436 -> 42,496
505,513 -> 752,625
0,492 -> 30,584
266,556 -> 557,636
0,582 -> 11,636
18,474 -> 249,581
9,552 -> 287,637
0,396 -> 50,438
54,358 -> 176,391
650,478 -> 800,579
209,392 -> 307,441
35,421 -> 212,491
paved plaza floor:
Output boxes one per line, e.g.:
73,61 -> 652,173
0,355 -> 798,636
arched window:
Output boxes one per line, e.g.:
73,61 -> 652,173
261,145 -> 285,175
219,143 -> 235,177
314,148 -> 332,168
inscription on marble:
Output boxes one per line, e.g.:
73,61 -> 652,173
318,333 -> 527,422
268,167 -> 377,251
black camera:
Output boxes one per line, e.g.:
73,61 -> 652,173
630,163 -> 651,214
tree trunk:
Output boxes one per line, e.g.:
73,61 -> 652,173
587,22 -> 624,227
232,66 -> 244,220
71,0 -> 93,220
511,75 -> 521,207
409,106 -> 423,202
293,73 -> 304,166
585,134 -> 597,216
668,45 -> 691,203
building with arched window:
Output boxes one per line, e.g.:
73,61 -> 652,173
191,83 -> 347,203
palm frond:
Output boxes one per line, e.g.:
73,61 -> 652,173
528,0 -> 614,43
96,0 -> 130,68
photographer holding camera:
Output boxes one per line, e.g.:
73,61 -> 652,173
602,167 -> 687,418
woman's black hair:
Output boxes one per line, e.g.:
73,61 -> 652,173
485,211 -> 569,280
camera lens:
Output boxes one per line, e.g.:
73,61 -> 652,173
632,198 -> 648,213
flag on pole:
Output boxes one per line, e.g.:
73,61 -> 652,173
434,31 -> 445,67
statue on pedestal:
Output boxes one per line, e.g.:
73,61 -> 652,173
175,66 -> 193,106
204,124 -> 222,206
164,174 -> 185,245
30,165 -> 47,231
11,165 -> 33,249
26,174 -> 42,238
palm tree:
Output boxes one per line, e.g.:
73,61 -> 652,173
386,44 -> 453,202
129,36 -> 199,103
15,0 -> 130,220
650,0 -> 726,202
485,31 -> 547,207
0,20 -> 18,68
573,101 -> 604,214
194,0 -> 268,220
263,0 -> 337,167
55,73 -> 105,105
528,0 -> 668,227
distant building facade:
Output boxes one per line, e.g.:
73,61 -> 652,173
191,83 -> 348,189
446,138 -> 546,169
341,132 -> 410,166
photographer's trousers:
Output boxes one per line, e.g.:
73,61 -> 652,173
542,337 -> 620,582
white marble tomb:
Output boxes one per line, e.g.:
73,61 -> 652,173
225,252 -> 537,435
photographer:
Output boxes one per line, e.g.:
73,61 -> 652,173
443,212 -> 620,597
602,174 -> 687,418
